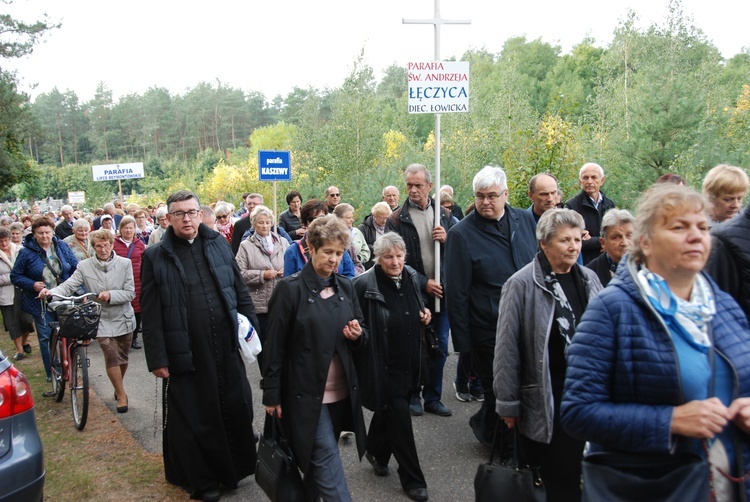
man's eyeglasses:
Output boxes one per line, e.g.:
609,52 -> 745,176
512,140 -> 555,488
474,191 -> 506,202
329,193 -> 341,197
170,209 -> 200,219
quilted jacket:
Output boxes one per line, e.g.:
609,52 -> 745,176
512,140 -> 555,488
11,233 -> 78,318
561,254 -> 750,497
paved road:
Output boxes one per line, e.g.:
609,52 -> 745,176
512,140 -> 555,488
87,342 -> 488,501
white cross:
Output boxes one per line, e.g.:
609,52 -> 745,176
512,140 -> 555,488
403,0 -> 471,61
403,1 -> 470,312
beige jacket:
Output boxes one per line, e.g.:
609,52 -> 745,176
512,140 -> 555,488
235,233 -> 289,314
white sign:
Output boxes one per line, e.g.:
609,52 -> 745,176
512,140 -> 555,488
407,61 -> 470,114
92,162 -> 145,182
68,191 -> 85,204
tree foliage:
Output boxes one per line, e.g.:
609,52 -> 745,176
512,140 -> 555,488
6,0 -> 750,220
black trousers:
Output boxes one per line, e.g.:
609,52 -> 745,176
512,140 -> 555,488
367,395 -> 426,490
517,385 -> 584,502
472,338 -> 498,440
471,338 -> 514,453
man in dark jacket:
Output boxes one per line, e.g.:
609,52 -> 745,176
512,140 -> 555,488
141,190 -> 259,502
527,173 -> 559,223
92,202 -> 123,230
586,208 -> 635,287
230,193 -> 263,256
564,162 -> 615,264
54,205 -> 75,239
387,164 -> 455,418
439,185 -> 464,221
445,165 -> 537,448
706,204 -> 750,321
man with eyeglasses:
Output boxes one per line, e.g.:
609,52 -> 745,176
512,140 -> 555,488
147,207 -> 170,247
445,166 -> 537,450
141,190 -> 260,501
325,186 -> 341,213
231,193 -> 263,256
387,163 -> 456,418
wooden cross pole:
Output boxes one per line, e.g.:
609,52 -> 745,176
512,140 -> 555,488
403,1 -> 469,312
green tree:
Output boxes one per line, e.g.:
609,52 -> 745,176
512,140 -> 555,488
0,2 -> 59,59
0,2 -> 59,196
87,82 -> 114,161
0,73 -> 33,192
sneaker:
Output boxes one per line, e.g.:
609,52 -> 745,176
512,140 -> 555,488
339,431 -> 354,443
131,337 -> 142,350
12,353 -> 24,361
23,344 -> 32,354
454,382 -> 471,402
409,396 -> 423,416
470,386 -> 485,402
424,401 -> 452,417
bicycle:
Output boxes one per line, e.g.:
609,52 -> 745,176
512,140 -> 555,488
46,293 -> 102,431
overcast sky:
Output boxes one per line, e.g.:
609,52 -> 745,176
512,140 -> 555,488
5,0 -> 749,103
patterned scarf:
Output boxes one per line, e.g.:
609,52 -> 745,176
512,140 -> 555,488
538,252 -> 585,352
636,266 -> 715,348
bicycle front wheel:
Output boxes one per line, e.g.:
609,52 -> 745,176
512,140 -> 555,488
50,332 -> 65,402
70,345 -> 89,430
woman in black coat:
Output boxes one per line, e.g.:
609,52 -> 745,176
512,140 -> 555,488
262,214 -> 366,501
353,232 -> 432,502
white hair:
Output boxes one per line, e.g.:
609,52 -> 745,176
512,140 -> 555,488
579,162 -> 604,178
473,166 -> 508,192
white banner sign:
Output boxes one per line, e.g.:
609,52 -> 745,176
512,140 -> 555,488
68,191 -> 86,204
92,162 -> 145,182
407,61 -> 470,114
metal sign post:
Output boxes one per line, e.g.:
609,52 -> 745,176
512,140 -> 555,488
258,150 -> 292,234
404,1 -> 470,312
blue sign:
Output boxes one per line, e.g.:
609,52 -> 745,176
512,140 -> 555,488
258,150 -> 292,181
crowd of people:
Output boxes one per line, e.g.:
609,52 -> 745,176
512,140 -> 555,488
2,160 -> 750,501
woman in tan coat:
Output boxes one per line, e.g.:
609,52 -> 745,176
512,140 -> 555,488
235,205 -> 289,347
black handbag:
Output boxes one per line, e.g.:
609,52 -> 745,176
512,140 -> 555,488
255,412 -> 307,502
474,423 -> 546,502
581,451 -> 709,502
421,323 -> 442,361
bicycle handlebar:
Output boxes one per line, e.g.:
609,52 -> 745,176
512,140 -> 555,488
49,292 -> 99,302
47,292 -> 99,311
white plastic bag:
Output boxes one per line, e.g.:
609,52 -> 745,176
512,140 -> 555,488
237,313 -> 262,364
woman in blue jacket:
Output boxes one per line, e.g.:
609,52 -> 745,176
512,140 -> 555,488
11,217 -> 77,382
562,183 -> 750,500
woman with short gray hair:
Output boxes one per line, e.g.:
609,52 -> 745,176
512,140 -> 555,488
494,208 -> 602,500
359,201 -> 393,270
63,218 -> 94,262
333,203 -> 369,275
353,230 -> 432,501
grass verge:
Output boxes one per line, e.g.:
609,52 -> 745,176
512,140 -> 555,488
1,334 -> 185,501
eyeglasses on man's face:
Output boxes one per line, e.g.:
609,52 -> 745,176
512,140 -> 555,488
170,209 -> 200,219
474,191 -> 506,202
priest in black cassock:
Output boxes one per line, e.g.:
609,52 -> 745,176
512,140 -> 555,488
141,190 -> 259,502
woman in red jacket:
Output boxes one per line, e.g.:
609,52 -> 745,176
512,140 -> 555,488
114,216 -> 146,349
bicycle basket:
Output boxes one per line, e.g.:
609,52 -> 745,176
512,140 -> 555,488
57,302 -> 102,340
